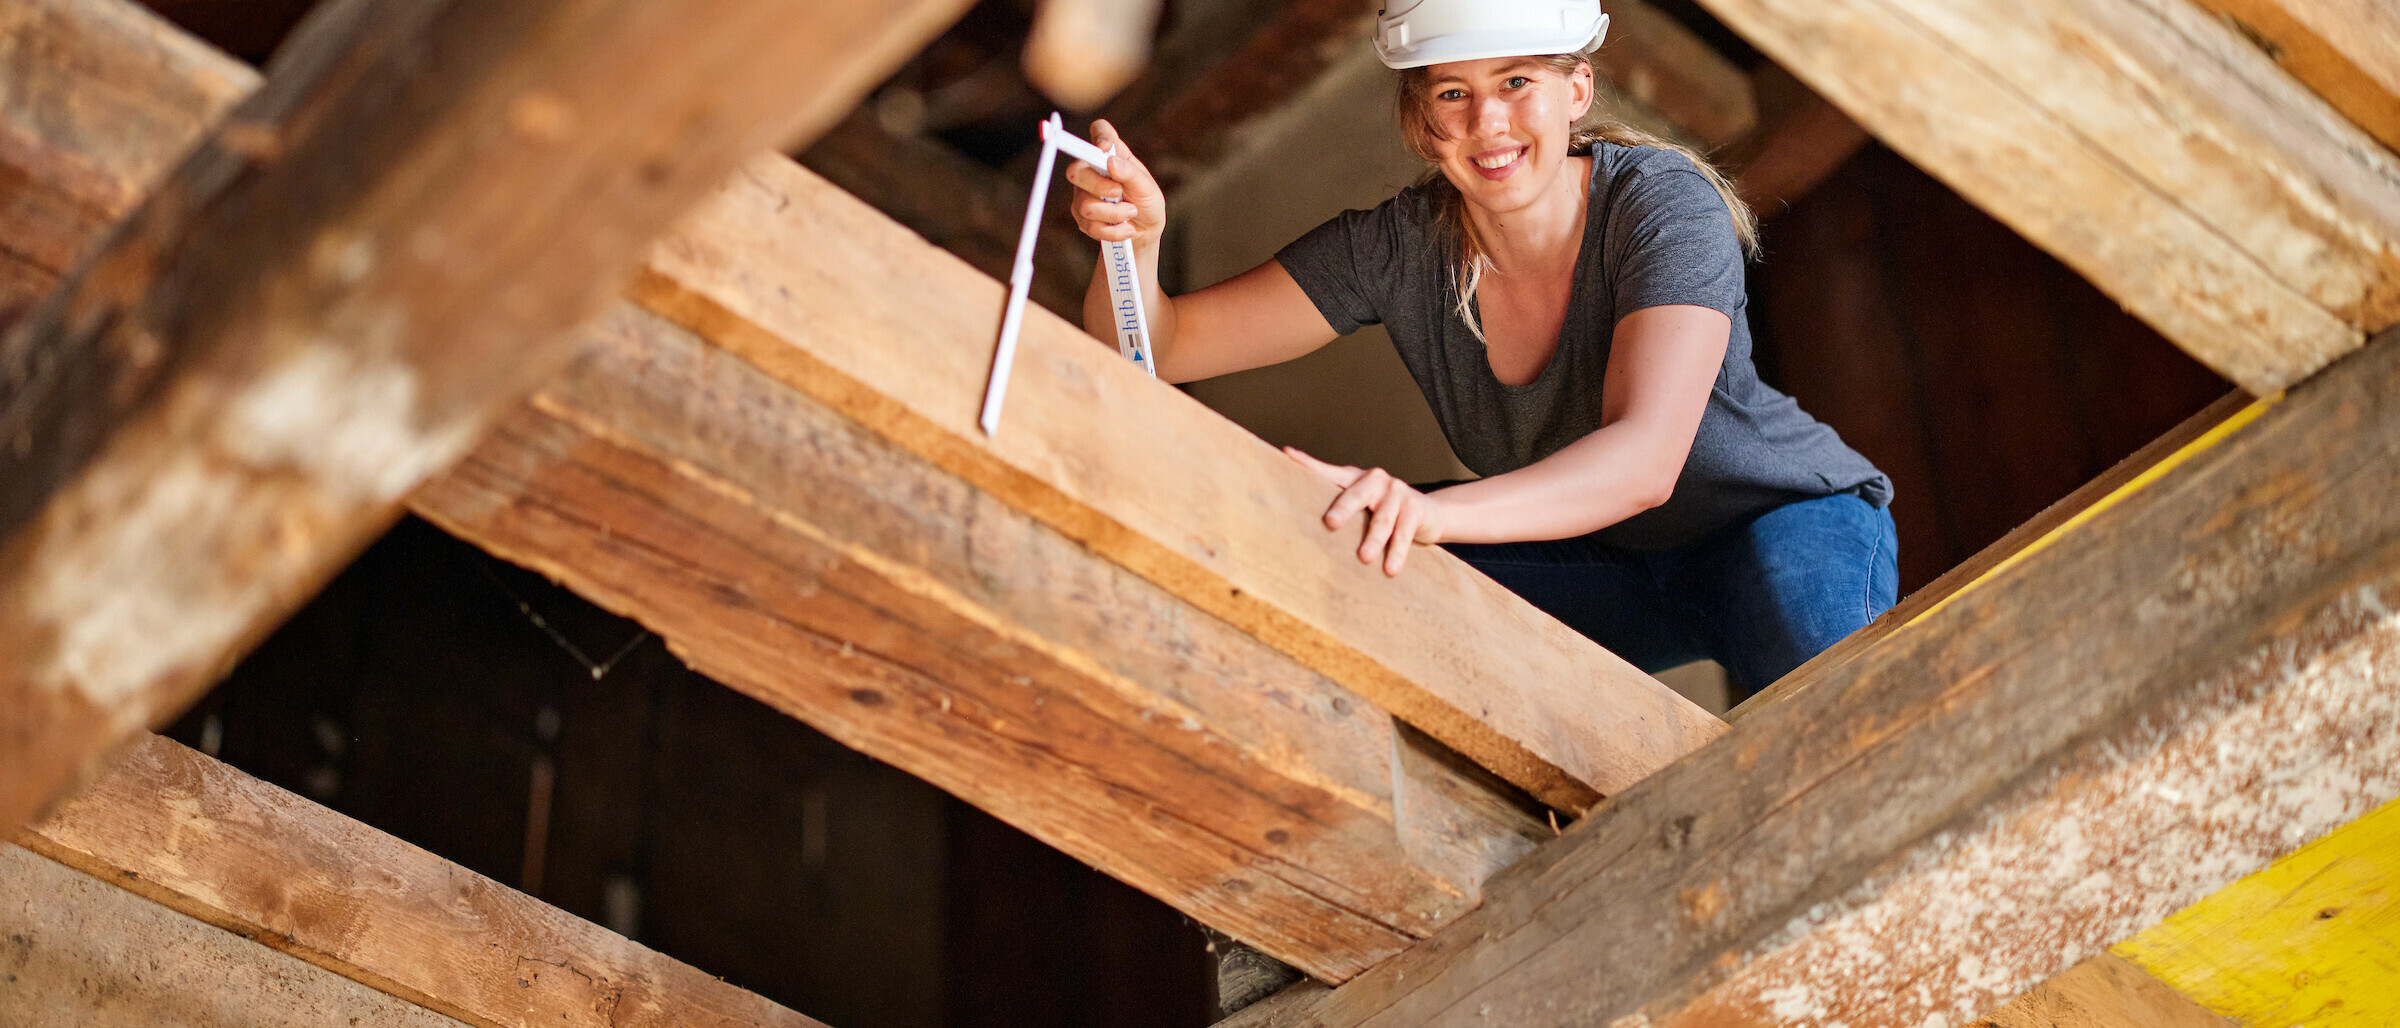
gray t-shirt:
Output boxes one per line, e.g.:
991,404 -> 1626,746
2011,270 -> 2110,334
1274,142 -> 1892,550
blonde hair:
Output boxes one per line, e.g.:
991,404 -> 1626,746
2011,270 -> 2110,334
1395,53 -> 1760,341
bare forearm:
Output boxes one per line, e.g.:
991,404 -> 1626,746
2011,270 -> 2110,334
1430,424 -> 1684,543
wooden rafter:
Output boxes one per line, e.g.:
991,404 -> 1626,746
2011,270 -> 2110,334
1222,327 -> 2400,1026
411,303 -> 1545,981
0,844 -> 468,1027
18,734 -> 826,1028
632,157 -> 1725,813
0,3 -> 1556,980
0,0 -> 969,835
1691,0 -> 2400,395
2184,0 -> 2400,154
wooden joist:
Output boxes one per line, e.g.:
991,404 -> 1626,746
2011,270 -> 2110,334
0,1 -> 1561,982
19,734 -> 827,1028
412,303 -> 1546,981
1221,326 -> 2400,1026
1693,0 -> 2400,394
2184,0 -> 2400,153
630,156 -> 1724,813
0,0 -> 969,835
0,843 -> 471,1027
1976,954 -> 2236,1028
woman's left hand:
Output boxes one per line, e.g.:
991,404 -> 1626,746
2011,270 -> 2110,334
1283,447 -> 1447,576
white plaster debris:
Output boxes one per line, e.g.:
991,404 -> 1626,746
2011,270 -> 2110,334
1692,588 -> 2400,1028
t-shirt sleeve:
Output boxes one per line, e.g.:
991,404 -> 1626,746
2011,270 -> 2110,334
1272,204 -> 1397,336
1605,157 -> 1746,322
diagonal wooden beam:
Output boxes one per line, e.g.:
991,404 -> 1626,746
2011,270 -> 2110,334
2184,0 -> 2400,154
1692,0 -> 2400,395
0,0 -> 968,834
19,734 -> 829,1028
0,0 -> 1558,982
1218,325 -> 2400,1026
0,843 -> 472,1027
632,155 -> 1725,813
1974,953 -> 2236,1028
411,303 -> 1547,982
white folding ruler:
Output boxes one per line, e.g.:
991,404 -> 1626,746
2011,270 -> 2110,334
979,113 -> 1156,436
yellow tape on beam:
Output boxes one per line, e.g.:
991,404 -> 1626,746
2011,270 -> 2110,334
2115,794 -> 2400,1027
1906,393 -> 2282,628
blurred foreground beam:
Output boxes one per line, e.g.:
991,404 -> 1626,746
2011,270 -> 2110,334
0,0 -> 967,834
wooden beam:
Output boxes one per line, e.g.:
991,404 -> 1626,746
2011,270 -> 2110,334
0,0 -> 251,310
632,154 -> 1725,813
0,0 -> 967,833
2115,792 -> 2400,1027
0,843 -> 470,1027
0,0 -> 1554,981
1974,953 -> 2236,1028
20,734 -> 828,1028
1216,326 -> 2400,1026
2184,0 -> 2400,154
411,303 -> 1548,982
1691,0 -> 2400,394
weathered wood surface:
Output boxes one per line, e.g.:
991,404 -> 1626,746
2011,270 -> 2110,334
632,154 -> 1725,812
1692,0 -> 2400,394
2186,0 -> 2400,154
0,0 -> 968,834
0,2 -> 1551,982
2116,793 -> 2400,1028
0,842 -> 471,1028
411,302 -> 1547,982
22,734 -> 830,1028
1974,953 -> 2236,1028
1216,327 -> 2400,1026
0,0 -> 250,322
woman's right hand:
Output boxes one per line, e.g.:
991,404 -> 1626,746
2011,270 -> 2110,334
1063,119 -> 1166,249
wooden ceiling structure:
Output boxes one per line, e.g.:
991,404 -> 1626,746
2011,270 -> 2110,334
0,0 -> 2394,1025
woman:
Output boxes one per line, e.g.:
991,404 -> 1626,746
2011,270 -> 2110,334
1063,0 -> 1894,701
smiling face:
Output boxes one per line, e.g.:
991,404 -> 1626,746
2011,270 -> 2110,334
1401,56 -> 1597,214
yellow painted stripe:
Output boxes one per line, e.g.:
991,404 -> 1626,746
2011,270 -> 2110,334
1905,393 -> 2282,628
2115,794 -> 2400,1027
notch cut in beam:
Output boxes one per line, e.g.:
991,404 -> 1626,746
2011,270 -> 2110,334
1221,325 -> 2400,1025
0,0 -> 969,834
20,735 -> 827,1028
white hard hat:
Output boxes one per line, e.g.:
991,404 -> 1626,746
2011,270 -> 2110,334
1373,0 -> 1610,70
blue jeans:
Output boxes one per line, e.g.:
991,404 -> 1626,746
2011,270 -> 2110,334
1441,493 -> 1898,701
